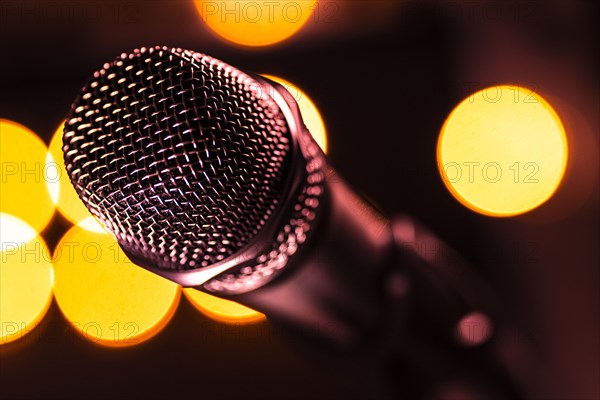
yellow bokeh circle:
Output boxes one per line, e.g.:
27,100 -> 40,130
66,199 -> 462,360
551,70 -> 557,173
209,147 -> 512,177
0,213 -> 54,345
262,74 -> 327,153
0,119 -> 55,233
52,218 -> 180,347
437,85 -> 568,217
184,288 -> 265,324
46,122 -> 92,227
195,0 -> 317,47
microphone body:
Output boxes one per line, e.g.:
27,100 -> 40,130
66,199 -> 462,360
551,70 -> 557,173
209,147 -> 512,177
62,46 -> 526,399
234,169 -> 395,346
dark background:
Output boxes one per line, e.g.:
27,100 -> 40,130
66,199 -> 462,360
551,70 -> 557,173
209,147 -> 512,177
0,1 -> 598,399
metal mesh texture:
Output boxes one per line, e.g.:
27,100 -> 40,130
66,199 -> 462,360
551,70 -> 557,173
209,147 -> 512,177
204,130 -> 325,294
63,46 -> 292,271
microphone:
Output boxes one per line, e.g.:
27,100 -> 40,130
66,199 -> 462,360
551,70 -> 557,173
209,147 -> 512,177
63,45 -> 391,342
63,46 -> 524,397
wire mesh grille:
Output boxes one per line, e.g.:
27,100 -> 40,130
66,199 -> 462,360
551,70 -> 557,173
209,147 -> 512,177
63,46 -> 292,271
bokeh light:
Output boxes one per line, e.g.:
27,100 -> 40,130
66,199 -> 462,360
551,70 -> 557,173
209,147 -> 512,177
262,74 -> 328,153
46,121 -> 92,227
52,217 -> 180,347
437,85 -> 568,217
184,288 -> 265,324
195,0 -> 317,47
0,213 -> 53,345
455,312 -> 493,347
0,119 -> 55,233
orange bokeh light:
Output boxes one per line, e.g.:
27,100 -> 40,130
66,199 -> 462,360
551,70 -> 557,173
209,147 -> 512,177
0,119 -> 55,234
184,288 -> 266,324
437,85 -> 568,217
52,218 -> 180,347
46,121 -> 92,227
195,0 -> 317,47
0,213 -> 53,345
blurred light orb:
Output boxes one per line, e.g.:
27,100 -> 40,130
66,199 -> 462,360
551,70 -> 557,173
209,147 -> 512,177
0,119 -> 55,233
437,85 -> 568,217
0,213 -> 53,345
262,74 -> 327,153
456,312 -> 493,346
52,218 -> 180,347
47,122 -> 92,227
183,288 -> 265,324
195,0 -> 317,47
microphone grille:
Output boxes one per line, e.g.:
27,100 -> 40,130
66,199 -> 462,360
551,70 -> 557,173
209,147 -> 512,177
63,46 -> 292,271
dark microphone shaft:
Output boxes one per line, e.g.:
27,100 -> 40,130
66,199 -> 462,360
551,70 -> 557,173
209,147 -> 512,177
62,46 -> 528,399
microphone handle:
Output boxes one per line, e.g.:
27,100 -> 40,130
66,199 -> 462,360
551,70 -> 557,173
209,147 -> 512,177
227,170 -> 528,398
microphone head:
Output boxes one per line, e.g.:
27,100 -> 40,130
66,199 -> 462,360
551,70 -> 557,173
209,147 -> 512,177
63,46 -> 325,294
